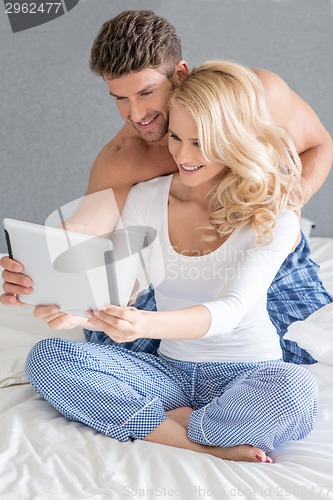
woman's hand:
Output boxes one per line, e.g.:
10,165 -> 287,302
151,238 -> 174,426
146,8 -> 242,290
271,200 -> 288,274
87,304 -> 211,343
86,305 -> 149,343
33,305 -> 90,330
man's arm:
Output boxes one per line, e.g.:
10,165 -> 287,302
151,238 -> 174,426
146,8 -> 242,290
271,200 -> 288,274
0,126 -> 176,305
63,126 -> 176,234
254,69 -> 333,203
86,123 -> 176,194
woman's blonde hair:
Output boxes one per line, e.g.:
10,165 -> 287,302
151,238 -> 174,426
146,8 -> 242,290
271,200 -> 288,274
169,60 -> 303,244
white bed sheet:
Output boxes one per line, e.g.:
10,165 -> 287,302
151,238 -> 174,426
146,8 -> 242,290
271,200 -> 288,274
0,238 -> 333,500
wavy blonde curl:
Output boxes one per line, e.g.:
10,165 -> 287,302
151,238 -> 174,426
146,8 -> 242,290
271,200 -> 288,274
169,60 -> 303,244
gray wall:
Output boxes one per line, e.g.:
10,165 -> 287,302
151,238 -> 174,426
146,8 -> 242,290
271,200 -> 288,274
0,0 -> 332,252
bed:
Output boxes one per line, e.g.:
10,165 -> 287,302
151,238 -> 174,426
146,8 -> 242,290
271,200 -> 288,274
1,233 -> 333,500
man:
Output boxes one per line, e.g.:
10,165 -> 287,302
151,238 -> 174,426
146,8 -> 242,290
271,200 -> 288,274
1,10 -> 333,364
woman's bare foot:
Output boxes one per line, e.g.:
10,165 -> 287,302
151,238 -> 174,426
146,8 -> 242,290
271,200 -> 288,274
210,444 -> 273,463
147,409 -> 273,463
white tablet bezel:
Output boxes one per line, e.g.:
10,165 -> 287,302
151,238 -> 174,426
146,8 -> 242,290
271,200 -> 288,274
3,218 -> 136,316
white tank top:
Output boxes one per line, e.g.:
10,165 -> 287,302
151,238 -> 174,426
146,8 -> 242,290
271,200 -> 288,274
120,175 -> 300,363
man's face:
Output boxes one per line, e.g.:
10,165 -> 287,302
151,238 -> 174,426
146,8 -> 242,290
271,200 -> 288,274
105,68 -> 174,143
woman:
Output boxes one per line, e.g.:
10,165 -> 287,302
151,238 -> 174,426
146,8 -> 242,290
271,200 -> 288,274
26,61 -> 318,463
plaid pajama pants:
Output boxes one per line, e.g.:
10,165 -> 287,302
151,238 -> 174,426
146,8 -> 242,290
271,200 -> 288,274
26,338 -> 318,452
84,233 -> 333,364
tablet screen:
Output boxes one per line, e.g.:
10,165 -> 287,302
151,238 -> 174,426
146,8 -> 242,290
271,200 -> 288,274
3,218 -> 143,315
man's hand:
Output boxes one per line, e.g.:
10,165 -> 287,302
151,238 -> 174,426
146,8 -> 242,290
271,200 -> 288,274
0,256 -> 32,305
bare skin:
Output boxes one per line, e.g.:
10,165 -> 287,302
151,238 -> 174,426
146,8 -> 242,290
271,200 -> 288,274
167,406 -> 193,430
144,408 -> 273,463
1,64 -> 332,305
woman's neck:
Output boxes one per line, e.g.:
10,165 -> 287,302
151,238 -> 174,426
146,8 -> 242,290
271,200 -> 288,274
170,172 -> 220,207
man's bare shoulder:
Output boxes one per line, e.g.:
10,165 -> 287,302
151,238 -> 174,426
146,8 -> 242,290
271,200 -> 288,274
251,67 -> 296,125
98,123 -> 146,158
87,124 -> 176,194
251,67 -> 333,161
251,68 -> 290,98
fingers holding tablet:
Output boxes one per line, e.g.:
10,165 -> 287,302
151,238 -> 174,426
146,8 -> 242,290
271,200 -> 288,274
0,255 -> 33,305
33,304 -> 88,330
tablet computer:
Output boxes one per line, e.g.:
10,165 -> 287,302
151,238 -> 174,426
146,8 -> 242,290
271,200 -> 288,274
3,218 -> 142,316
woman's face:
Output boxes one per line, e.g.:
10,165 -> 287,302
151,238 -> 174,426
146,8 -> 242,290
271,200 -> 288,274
168,102 -> 225,188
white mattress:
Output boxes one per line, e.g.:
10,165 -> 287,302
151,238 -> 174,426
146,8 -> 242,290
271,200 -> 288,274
1,237 -> 333,500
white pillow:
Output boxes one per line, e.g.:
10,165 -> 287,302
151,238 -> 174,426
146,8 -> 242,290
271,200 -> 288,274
0,257 -> 85,388
284,303 -> 333,365
300,217 -> 315,238
0,301 -> 84,388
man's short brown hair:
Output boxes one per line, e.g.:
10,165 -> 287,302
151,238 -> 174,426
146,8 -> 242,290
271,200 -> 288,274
90,10 -> 182,80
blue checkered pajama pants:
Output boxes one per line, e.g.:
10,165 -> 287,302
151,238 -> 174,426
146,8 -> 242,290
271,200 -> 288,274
84,233 -> 333,364
26,338 -> 318,453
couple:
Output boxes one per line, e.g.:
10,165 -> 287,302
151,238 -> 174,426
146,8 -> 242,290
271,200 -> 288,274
2,10 -> 332,462
2,10 -> 332,365
26,60 -> 319,462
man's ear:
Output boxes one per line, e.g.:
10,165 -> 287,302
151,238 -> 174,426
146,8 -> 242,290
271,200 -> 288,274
174,60 -> 190,83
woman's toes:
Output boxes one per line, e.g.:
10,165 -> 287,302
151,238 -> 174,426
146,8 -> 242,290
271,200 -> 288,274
255,449 -> 273,463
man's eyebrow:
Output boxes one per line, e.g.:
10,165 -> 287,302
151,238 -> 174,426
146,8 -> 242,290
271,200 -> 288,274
109,91 -> 120,97
109,83 -> 158,99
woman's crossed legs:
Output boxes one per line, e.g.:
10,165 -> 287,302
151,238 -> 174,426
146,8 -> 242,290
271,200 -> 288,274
26,339 -> 318,463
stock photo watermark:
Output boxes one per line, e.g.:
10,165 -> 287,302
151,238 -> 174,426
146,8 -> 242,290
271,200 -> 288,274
121,483 -> 333,498
3,0 -> 79,32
